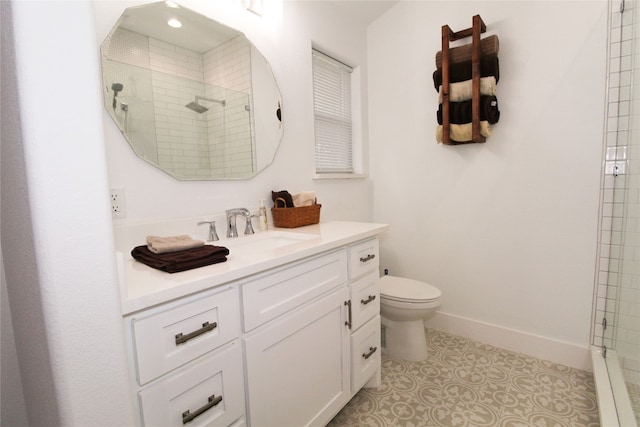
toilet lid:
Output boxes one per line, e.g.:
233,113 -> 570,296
380,275 -> 442,302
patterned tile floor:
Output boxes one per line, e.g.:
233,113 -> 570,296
328,329 -> 600,427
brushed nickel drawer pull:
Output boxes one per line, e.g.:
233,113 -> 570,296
361,295 -> 376,305
182,394 -> 222,424
175,321 -> 217,345
344,300 -> 352,330
360,254 -> 376,263
362,346 -> 378,360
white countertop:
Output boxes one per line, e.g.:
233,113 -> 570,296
118,221 -> 389,315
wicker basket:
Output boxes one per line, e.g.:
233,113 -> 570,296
271,198 -> 321,228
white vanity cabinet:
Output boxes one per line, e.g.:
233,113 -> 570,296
119,222 -> 388,427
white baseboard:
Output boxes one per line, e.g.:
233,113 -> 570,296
426,311 -> 592,371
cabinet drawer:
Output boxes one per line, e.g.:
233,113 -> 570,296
139,342 -> 245,427
242,249 -> 348,331
351,271 -> 380,330
348,239 -> 379,280
130,287 -> 240,385
351,315 -> 381,393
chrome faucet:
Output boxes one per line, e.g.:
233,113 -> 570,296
197,220 -> 219,242
225,208 -> 254,238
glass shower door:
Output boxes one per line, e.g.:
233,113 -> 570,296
604,0 -> 640,423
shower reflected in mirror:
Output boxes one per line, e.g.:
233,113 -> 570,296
111,82 -> 123,110
100,1 -> 283,181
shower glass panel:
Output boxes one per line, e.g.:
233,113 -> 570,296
599,0 -> 640,423
103,59 -> 253,180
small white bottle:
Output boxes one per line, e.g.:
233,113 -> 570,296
259,199 -> 268,231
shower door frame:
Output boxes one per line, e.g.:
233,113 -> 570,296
592,0 -> 639,425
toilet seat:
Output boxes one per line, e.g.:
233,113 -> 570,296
379,275 -> 441,303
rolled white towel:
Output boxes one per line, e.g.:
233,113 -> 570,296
438,76 -> 497,103
293,191 -> 316,207
436,121 -> 492,144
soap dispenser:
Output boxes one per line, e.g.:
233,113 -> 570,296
259,199 -> 268,231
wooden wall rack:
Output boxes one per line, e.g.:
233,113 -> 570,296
441,15 -> 486,145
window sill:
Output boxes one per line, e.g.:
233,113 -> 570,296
313,173 -> 368,180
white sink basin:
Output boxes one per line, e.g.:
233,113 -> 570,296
216,231 -> 318,255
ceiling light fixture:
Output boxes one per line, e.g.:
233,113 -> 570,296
167,18 -> 182,28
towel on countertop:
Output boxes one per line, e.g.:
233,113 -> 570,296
438,76 -> 497,103
293,191 -> 316,207
432,55 -> 500,90
272,190 -> 294,208
436,121 -> 492,144
437,95 -> 500,125
131,244 -> 230,273
146,235 -> 204,254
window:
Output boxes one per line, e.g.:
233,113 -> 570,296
312,49 -> 354,174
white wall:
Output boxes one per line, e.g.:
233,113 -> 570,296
1,0 -> 376,423
1,1 -> 136,425
0,0 -> 609,423
369,1 -> 607,368
97,0 -> 374,226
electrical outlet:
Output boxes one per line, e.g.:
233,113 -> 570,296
110,188 -> 127,218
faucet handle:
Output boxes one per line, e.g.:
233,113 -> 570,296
197,220 -> 219,242
245,214 -> 256,235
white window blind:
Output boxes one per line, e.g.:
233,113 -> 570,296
312,49 -> 353,174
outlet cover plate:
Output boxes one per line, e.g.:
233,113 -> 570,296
110,188 -> 126,218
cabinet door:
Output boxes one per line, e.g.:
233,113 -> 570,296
244,287 -> 350,427
139,341 -> 245,427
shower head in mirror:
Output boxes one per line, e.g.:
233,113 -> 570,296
111,82 -> 124,110
185,101 -> 209,114
185,96 -> 226,114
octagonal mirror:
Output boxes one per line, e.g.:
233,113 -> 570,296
101,1 -> 283,180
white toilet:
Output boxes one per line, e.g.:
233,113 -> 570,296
379,275 -> 442,361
